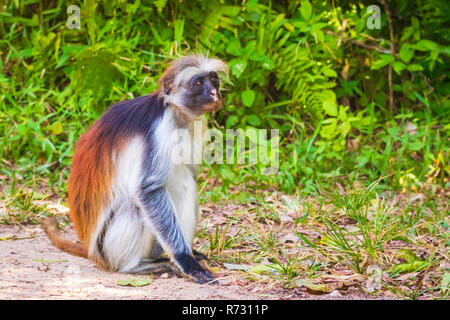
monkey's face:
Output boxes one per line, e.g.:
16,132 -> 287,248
180,71 -> 221,116
161,55 -> 228,119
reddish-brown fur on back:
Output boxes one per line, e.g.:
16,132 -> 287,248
68,121 -> 116,247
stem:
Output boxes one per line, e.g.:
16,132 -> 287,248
379,0 -> 395,113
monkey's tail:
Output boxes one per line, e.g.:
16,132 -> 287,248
40,216 -> 88,258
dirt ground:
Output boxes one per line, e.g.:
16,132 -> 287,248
0,223 -> 272,300
0,222 -> 381,300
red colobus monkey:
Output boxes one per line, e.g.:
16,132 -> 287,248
41,55 -> 228,284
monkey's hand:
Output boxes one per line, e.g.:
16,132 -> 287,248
175,253 -> 217,285
193,249 -> 209,262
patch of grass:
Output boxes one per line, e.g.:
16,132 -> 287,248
196,181 -> 449,299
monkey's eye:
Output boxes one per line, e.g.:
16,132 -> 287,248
211,77 -> 218,84
194,79 -> 203,87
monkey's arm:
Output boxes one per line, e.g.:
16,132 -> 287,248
138,186 -> 214,284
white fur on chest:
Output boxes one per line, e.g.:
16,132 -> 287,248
155,108 -> 202,246
166,164 -> 198,246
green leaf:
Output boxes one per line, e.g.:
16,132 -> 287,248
412,39 -> 439,52
311,22 -> 328,30
390,261 -> 429,277
320,119 -> 338,140
220,166 -> 236,181
245,0 -> 259,10
414,91 -> 430,107
296,279 -> 340,293
392,61 -> 406,75
399,44 -> 414,63
283,22 -> 295,33
406,64 -> 423,72
18,48 -> 34,59
323,67 -> 337,77
411,16 -> 420,29
173,18 -> 184,43
387,127 -> 399,138
371,54 -> 395,70
248,264 -> 279,274
249,53 -> 275,69
395,249 -> 419,263
31,14 -> 39,26
226,115 -> 239,128
338,106 -> 348,122
243,40 -> 256,56
247,114 -> 261,126
401,26 -> 414,42
321,90 -> 337,116
117,278 -> 153,287
51,122 -> 63,135
226,39 -> 242,56
228,59 -> 247,78
409,141 -> 424,151
241,90 -> 255,107
295,232 -> 316,248
300,1 -> 312,21
323,101 -> 337,117
314,29 -> 324,43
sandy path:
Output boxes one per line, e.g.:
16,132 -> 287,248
0,224 -> 275,300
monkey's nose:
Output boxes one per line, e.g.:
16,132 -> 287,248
210,89 -> 218,102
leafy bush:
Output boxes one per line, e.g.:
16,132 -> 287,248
0,0 -> 448,197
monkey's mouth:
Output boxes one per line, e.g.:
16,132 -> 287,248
203,101 -> 221,112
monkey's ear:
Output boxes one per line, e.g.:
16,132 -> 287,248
163,81 -> 172,95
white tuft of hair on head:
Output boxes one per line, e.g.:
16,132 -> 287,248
171,56 -> 229,91
197,56 -> 229,75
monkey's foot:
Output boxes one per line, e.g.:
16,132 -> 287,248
129,258 -> 174,275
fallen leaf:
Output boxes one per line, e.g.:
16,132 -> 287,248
333,269 -> 354,275
233,279 -> 249,286
390,261 -> 429,277
320,274 -> 363,286
117,278 -> 153,287
405,121 -> 417,135
33,259 -> 68,263
365,265 -> 382,293
327,290 -> 342,297
279,214 -> 293,223
296,279 -> 343,294
441,272 -> 450,295
0,234 -> 11,241
395,249 -> 419,263
248,264 -> 279,275
396,272 -> 419,281
223,263 -> 250,272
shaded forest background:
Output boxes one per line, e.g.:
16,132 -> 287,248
0,0 -> 448,195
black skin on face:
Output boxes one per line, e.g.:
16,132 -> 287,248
182,71 -> 220,112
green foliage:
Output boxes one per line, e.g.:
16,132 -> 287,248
0,0 -> 448,200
